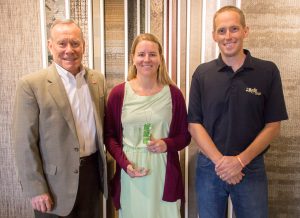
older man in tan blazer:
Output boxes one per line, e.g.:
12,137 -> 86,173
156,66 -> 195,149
13,19 -> 107,218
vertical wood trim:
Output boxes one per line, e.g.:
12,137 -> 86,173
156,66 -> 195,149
137,0 -> 141,35
100,0 -> 105,75
215,0 -> 220,58
39,0 -> 47,68
163,0 -> 167,62
176,0 -> 180,88
65,0 -> 71,18
167,0 -> 172,78
236,0 -> 242,8
228,197 -> 233,218
88,0 -> 94,68
145,0 -> 151,32
171,0 -> 177,82
124,0 -> 128,80
201,0 -> 206,64
184,1 -> 191,216
98,0 -> 106,215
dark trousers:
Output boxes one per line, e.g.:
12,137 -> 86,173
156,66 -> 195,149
35,153 -> 101,218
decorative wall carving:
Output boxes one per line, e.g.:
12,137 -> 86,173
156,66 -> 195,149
45,0 -> 66,64
70,0 -> 89,66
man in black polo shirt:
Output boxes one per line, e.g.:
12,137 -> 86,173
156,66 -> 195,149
188,5 -> 288,218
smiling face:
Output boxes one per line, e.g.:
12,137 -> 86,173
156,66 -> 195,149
132,40 -> 161,79
48,23 -> 85,75
213,10 -> 248,59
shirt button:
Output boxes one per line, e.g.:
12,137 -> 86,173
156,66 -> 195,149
74,169 -> 79,174
74,147 -> 79,152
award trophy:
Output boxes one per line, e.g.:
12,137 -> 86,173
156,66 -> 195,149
143,123 -> 152,145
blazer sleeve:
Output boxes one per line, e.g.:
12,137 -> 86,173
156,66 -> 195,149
13,78 -> 49,198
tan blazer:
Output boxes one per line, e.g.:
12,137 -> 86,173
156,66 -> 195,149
13,64 -> 108,216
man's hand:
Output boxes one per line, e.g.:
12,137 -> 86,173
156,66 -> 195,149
31,193 -> 53,213
215,156 -> 245,184
225,172 -> 244,185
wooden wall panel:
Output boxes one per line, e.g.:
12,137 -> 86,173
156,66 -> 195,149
187,2 -> 202,218
150,0 -> 164,44
104,0 -> 125,92
0,0 -> 42,217
242,1 -> 300,216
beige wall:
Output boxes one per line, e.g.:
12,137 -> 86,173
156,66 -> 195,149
0,0 -> 299,218
242,1 -> 300,217
0,1 -> 42,218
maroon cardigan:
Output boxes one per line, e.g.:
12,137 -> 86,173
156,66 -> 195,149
104,82 -> 191,209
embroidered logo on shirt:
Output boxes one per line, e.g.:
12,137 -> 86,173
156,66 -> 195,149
245,88 -> 261,96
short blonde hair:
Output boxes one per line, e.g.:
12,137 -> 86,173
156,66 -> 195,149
127,33 -> 174,85
213,6 -> 246,31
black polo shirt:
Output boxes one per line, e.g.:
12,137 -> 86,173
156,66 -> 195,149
188,50 -> 288,155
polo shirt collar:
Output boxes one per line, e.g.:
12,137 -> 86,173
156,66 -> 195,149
216,49 -> 254,72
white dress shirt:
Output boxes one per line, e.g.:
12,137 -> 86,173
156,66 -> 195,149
55,63 -> 97,157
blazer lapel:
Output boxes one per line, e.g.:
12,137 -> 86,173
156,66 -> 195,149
85,70 -> 100,116
85,70 -> 104,148
46,65 -> 78,139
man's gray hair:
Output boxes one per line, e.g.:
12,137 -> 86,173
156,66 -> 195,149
49,19 -> 84,40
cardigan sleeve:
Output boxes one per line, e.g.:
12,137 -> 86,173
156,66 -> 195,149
104,83 -> 131,170
162,85 -> 191,152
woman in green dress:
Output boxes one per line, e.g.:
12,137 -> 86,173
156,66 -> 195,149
105,33 -> 191,218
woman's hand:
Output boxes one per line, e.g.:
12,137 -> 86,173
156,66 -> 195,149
147,138 -> 167,153
126,164 -> 149,178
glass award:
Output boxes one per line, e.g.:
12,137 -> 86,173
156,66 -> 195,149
143,123 -> 152,145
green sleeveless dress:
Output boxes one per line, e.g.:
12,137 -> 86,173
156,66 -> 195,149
119,82 -> 181,218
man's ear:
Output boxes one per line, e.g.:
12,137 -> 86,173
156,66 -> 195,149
212,31 -> 217,42
82,40 -> 86,55
48,39 -> 53,54
244,26 -> 249,38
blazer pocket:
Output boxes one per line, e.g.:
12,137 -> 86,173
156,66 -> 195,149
44,164 -> 57,175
